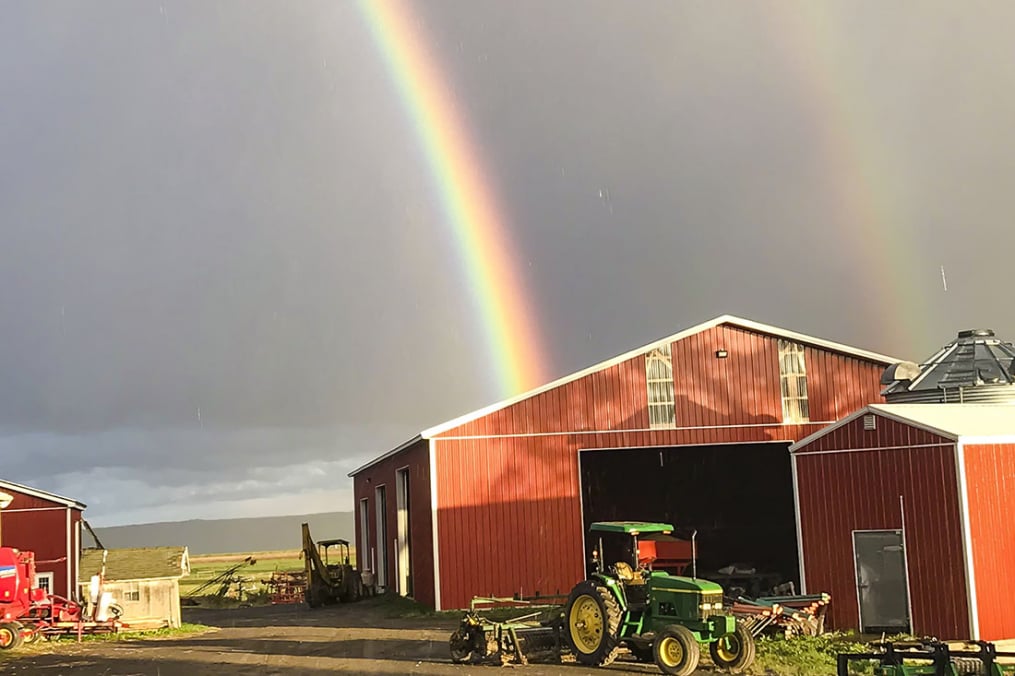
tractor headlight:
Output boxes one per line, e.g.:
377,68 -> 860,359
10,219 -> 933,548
699,602 -> 713,611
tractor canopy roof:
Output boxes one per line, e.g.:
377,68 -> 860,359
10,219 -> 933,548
318,539 -> 350,547
589,521 -> 674,535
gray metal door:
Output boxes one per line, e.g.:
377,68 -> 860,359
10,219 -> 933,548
854,530 -> 911,633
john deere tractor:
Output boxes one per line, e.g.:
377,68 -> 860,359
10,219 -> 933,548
564,521 -> 755,676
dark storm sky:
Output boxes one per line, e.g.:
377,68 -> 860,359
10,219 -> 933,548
2,1 -> 1014,525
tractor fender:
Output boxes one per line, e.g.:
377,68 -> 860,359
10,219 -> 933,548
590,574 -> 628,610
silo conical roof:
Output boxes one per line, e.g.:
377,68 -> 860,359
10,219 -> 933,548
881,328 -> 1015,403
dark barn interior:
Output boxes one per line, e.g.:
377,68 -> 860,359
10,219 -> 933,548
579,442 -> 800,596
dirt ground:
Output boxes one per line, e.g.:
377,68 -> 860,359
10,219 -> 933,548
0,597 -> 678,676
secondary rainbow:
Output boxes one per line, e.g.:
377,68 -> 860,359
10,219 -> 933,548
358,0 -> 548,397
765,4 -> 932,351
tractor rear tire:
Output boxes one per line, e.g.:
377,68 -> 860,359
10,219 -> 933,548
654,624 -> 700,676
564,580 -> 623,667
709,620 -> 756,672
0,622 -> 24,651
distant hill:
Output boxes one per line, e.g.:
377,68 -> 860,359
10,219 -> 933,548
89,511 -> 354,555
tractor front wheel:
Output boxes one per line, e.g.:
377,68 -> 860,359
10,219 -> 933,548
709,620 -> 756,672
654,624 -> 700,676
564,580 -> 623,667
0,622 -> 24,651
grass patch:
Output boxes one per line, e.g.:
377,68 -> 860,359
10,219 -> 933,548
751,631 -> 918,675
752,632 -> 862,675
0,622 -> 215,661
68,622 -> 215,643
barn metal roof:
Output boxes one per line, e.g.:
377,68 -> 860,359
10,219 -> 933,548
881,328 -> 1015,404
350,314 -> 905,477
790,403 -> 1015,451
0,479 -> 86,510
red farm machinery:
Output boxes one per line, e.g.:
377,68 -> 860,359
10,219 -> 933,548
0,546 -> 126,650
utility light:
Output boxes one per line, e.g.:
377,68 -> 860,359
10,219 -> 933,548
715,349 -> 728,359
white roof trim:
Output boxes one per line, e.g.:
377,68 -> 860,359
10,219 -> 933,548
954,434 -> 1015,445
347,434 -> 423,477
422,314 -> 905,438
789,407 -> 878,452
789,404 -> 1015,452
866,404 -> 963,440
0,479 -> 86,510
352,315 -> 905,477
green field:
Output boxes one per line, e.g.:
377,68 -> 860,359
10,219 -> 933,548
181,550 -> 307,602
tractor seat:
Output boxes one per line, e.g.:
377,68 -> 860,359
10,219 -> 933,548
614,561 -> 634,580
614,561 -> 645,585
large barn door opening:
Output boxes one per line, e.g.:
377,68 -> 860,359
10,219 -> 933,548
375,485 -> 388,590
579,443 -> 800,597
853,530 -> 911,633
395,467 -> 413,597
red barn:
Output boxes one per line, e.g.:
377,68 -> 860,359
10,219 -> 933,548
350,315 -> 901,610
792,403 -> 1015,641
0,480 -> 85,599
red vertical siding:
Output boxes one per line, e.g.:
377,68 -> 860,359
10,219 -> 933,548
345,322 -> 892,609
434,435 -> 582,609
1,489 -> 81,599
439,325 -> 888,440
426,324 -> 892,610
795,414 -> 969,638
352,439 -> 434,608
963,441 -> 1015,640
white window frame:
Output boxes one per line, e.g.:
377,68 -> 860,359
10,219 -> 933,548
646,344 -> 676,429
35,571 -> 54,594
359,498 -> 371,572
778,339 -> 810,423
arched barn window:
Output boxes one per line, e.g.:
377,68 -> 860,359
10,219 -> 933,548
778,339 -> 810,423
646,344 -> 676,428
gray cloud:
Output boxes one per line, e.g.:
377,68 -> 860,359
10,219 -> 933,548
2,1 -> 1014,524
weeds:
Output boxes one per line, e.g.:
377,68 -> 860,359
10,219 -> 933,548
751,631 -> 892,675
52,622 -> 215,643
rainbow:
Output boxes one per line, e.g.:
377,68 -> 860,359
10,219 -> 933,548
357,0 -> 548,397
764,5 -> 932,352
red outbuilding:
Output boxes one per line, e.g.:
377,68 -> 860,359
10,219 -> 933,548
0,479 -> 85,600
350,315 -> 901,610
791,403 -> 1015,641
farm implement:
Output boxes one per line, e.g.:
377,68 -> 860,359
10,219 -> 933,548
449,596 -> 571,666
730,592 -> 830,638
837,639 -> 1015,676
301,522 -> 369,607
450,521 -> 780,675
262,570 -> 307,605
0,546 -> 126,650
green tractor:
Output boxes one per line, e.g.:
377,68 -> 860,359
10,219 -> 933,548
564,521 -> 755,676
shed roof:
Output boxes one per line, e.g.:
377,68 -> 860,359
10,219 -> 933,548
791,403 -> 1015,451
79,546 -> 190,583
0,479 -> 86,510
350,314 -> 905,477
